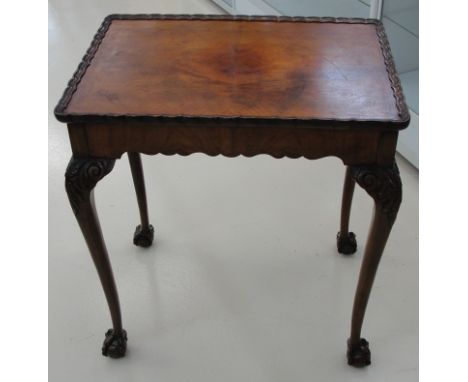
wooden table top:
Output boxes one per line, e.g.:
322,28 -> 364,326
55,15 -> 409,130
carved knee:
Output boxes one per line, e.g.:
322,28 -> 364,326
350,163 -> 402,225
65,157 -> 116,214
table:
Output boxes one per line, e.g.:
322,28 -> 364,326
54,14 -> 409,367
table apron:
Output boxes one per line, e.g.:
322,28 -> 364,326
67,122 -> 398,166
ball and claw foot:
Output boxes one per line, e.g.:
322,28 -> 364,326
102,329 -> 127,358
133,224 -> 154,247
337,231 -> 357,255
347,338 -> 371,367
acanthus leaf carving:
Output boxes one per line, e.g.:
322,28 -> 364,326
65,157 -> 115,215
350,163 -> 402,225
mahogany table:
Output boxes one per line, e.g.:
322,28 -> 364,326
54,14 -> 409,367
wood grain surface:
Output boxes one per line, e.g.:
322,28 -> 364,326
57,15 -> 408,128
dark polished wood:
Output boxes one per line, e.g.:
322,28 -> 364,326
55,14 -> 410,366
60,17 -> 403,123
337,166 -> 357,254
65,157 -> 127,358
128,152 -> 154,247
55,15 -> 409,126
57,15 -> 407,167
67,121 -> 399,165
347,163 -> 402,366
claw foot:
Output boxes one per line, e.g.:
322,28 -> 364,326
347,338 -> 371,367
102,329 -> 127,358
133,224 -> 154,247
337,231 -> 357,255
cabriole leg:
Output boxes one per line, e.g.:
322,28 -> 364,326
128,152 -> 154,247
337,166 -> 357,254
65,157 -> 127,358
346,163 -> 402,367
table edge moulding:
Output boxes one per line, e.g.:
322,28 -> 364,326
54,14 -> 409,127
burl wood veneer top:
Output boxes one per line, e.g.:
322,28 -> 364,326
56,15 -> 409,128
